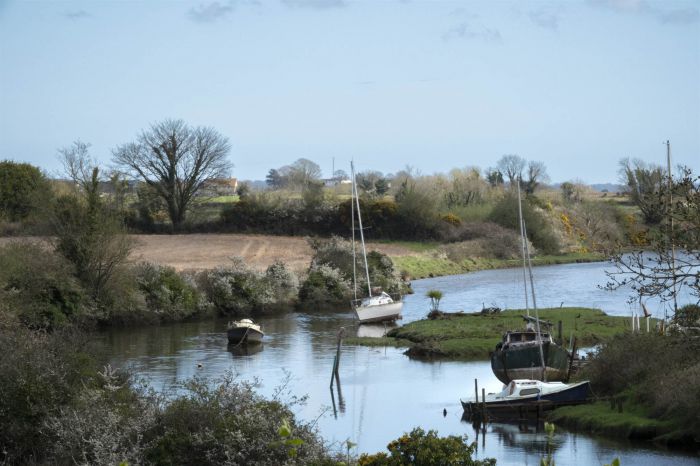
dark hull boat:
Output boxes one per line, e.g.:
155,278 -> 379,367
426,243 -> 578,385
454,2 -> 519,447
490,328 -> 570,384
227,319 -> 264,344
461,379 -> 590,418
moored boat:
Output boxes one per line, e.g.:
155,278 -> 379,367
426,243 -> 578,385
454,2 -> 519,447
227,318 -> 264,344
349,161 -> 403,324
490,319 -> 570,384
461,379 -> 591,417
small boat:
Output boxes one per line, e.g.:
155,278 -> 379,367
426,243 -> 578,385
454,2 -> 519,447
227,318 -> 264,344
490,182 -> 570,384
352,292 -> 403,323
461,379 -> 590,418
490,318 -> 571,384
349,161 -> 403,324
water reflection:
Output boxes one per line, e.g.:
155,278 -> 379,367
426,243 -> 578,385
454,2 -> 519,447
227,343 -> 264,357
100,261 -> 699,464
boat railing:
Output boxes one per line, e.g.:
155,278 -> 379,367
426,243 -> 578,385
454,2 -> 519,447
350,292 -> 403,309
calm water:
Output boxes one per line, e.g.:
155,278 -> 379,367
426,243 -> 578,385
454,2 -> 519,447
101,261 -> 698,464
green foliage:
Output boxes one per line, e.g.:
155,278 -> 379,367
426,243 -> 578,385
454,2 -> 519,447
0,160 -> 51,222
0,242 -> 85,330
674,304 -> 700,327
583,333 -> 700,438
489,191 -> 561,254
298,264 -> 352,310
52,167 -> 132,301
0,320 -> 103,462
134,263 -> 202,321
197,258 -> 273,315
357,427 -> 495,466
426,289 -> 443,311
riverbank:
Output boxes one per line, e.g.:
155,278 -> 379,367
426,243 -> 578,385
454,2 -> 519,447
548,401 -> 695,447
393,251 -> 606,280
345,307 -> 636,359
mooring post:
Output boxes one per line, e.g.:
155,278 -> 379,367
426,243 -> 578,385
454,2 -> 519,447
474,379 -> 478,405
334,327 -> 345,381
558,320 -> 563,345
481,388 -> 487,422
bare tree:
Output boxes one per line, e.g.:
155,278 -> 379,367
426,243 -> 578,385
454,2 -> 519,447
619,158 -> 666,224
112,119 -> 231,229
524,160 -> 549,194
496,154 -> 526,185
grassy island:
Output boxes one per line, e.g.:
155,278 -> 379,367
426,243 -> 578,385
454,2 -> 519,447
346,307 -> 640,359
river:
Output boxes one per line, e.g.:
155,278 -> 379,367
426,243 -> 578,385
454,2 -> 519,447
101,261 -> 698,464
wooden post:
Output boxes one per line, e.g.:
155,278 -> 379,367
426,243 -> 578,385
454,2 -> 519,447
474,379 -> 478,404
557,320 -> 563,345
334,327 -> 344,380
481,388 -> 487,422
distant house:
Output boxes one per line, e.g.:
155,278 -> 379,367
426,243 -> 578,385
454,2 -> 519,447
322,177 -> 352,187
198,177 -> 238,197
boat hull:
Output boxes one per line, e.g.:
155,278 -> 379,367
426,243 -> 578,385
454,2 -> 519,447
461,381 -> 590,418
354,301 -> 403,323
491,341 -> 570,384
227,327 -> 264,344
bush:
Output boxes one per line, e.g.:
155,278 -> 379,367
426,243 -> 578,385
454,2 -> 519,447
0,241 -> 85,330
489,192 -> 560,254
297,264 -> 352,310
0,319 -> 103,462
197,258 -> 298,315
583,333 -> 700,438
358,427 -> 495,466
134,263 -> 202,321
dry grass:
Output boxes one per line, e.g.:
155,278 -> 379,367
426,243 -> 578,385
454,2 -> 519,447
0,234 -> 419,272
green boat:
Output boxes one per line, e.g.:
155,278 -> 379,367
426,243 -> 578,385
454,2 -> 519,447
490,324 -> 570,384
490,180 -> 570,384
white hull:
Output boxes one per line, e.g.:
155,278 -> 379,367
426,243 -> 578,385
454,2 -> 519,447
354,301 -> 403,323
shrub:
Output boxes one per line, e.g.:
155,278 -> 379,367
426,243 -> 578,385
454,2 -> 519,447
583,333 -> 700,438
358,427 -> 495,466
134,263 -> 202,321
297,264 -> 352,310
197,258 -> 275,316
489,192 -> 560,254
0,319 -> 103,462
0,241 -> 85,330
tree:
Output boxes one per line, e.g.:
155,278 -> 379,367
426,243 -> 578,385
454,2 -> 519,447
288,158 -> 322,188
0,161 -> 51,221
56,141 -> 132,300
485,168 -> 504,187
619,158 -> 666,224
496,154 -> 526,186
112,119 -> 232,229
607,169 -> 700,311
524,160 -> 549,194
266,168 -> 285,189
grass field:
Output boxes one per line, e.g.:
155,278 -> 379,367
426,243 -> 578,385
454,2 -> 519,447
345,307 -> 644,359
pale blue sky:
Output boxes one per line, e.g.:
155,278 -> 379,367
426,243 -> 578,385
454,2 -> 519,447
1,0 -> 698,183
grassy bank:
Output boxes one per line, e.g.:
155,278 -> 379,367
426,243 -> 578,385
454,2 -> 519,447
392,251 -> 605,279
346,308 -> 639,359
547,401 -> 692,446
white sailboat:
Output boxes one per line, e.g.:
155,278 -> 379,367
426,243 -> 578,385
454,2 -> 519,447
350,162 -> 403,324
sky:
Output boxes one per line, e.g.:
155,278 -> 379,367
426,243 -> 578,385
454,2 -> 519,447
1,0 -> 699,184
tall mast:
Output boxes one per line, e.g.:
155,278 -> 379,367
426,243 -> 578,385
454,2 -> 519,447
666,140 -> 678,314
517,179 -> 547,381
351,162 -> 372,298
351,162 -> 357,301
517,178 -> 530,317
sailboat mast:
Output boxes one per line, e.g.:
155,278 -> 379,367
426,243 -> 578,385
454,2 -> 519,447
351,163 -> 358,301
517,179 -> 530,317
517,179 -> 547,381
666,140 -> 678,314
351,162 -> 372,298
